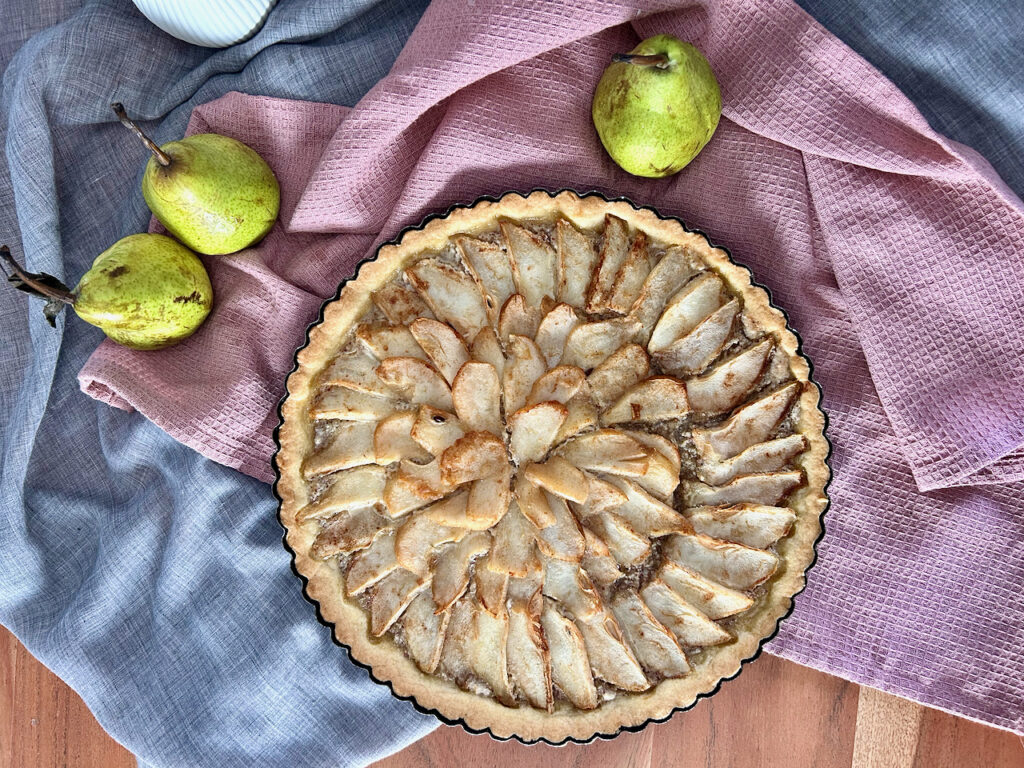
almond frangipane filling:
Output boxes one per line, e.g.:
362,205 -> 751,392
299,213 -> 810,712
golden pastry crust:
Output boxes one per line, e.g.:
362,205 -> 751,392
275,190 -> 829,744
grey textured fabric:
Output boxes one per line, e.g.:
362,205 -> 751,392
0,0 -> 1021,766
0,2 -> 438,767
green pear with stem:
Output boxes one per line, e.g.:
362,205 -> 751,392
592,35 -> 722,178
1,235 -> 213,350
112,103 -> 280,255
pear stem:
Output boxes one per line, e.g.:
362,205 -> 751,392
612,53 -> 672,69
0,245 -> 76,304
111,102 -> 172,167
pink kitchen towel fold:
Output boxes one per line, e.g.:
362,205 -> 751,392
79,0 -> 1024,735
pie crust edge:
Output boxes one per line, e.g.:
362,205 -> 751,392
274,189 -> 830,743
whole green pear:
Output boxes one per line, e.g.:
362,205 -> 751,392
592,35 -> 722,178
113,103 -> 280,256
1,234 -> 213,350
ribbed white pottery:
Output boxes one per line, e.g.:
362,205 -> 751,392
132,0 -> 277,48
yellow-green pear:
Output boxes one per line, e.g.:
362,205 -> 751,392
592,35 -> 722,178
1,235 -> 213,350
113,103 -> 280,256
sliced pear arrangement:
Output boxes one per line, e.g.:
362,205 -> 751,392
2,236 -> 212,350
112,103 -> 280,255
288,206 -> 826,716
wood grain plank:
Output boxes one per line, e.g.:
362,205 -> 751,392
852,687 -> 925,768
853,684 -> 1024,768
372,655 -> 860,768
0,626 -> 135,768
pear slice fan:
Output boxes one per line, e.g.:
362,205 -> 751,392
275,190 -> 829,744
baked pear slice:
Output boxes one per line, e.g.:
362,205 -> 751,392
601,376 -> 690,425
376,357 -> 453,413
610,591 -> 691,679
685,504 -> 797,549
573,471 -> 628,518
581,527 -> 624,586
507,595 -> 553,711
501,221 -> 557,307
640,579 -> 732,647
490,501 -> 542,577
395,511 -> 467,576
561,318 -> 641,371
648,272 -> 723,353
513,473 -> 556,529
587,343 -> 650,409
409,406 -> 465,457
371,281 -> 434,326
583,513 -> 650,567
451,361 -> 503,438
503,335 -> 547,415
535,493 -> 586,562
474,552 -> 510,615
575,609 -> 650,692
527,365 -> 586,407
630,245 -> 703,341
453,234 -> 516,323
297,464 -> 387,521
682,470 -> 804,507
662,532 -> 779,591
586,214 -> 630,314
541,600 -> 599,710
468,599 -> 515,706
310,386 -> 396,422
432,531 -> 491,612
382,458 -> 450,517
439,431 -> 507,486
654,299 -> 740,377
508,401 -> 568,464
469,327 -> 505,377
369,568 -> 428,637
686,340 -> 772,415
523,456 -> 589,504
302,421 -> 377,477
345,530 -> 400,596
697,434 -> 806,485
658,560 -> 754,620
556,218 -> 597,308
534,303 -> 580,367
320,347 -> 395,398
374,411 -> 433,465
541,557 -> 602,619
601,476 -> 689,536
498,293 -> 541,343
466,464 -> 513,530
692,382 -> 802,460
557,430 -> 648,477
622,430 -> 681,501
311,508 -> 391,559
355,322 -> 427,361
405,258 -> 489,340
402,589 -> 450,674
409,317 -> 470,386
605,231 -> 651,316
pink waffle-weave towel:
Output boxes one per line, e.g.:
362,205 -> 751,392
80,0 -> 1024,736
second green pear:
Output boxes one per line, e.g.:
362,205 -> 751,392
114,104 -> 280,256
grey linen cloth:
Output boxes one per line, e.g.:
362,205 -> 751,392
1,1 -> 1021,767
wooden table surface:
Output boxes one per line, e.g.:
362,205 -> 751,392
2,624 -> 1021,768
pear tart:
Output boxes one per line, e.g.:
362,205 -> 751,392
275,190 -> 829,743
